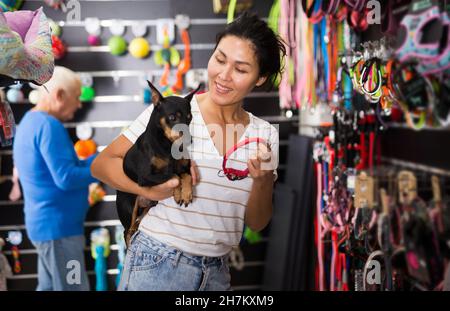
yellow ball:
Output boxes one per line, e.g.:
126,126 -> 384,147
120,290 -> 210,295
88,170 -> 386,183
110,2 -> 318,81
129,37 -> 150,59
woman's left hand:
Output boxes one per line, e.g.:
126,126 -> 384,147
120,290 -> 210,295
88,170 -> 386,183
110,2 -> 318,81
247,143 -> 274,182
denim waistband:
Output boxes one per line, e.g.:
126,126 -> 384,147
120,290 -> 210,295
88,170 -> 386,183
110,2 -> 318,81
133,230 -> 228,268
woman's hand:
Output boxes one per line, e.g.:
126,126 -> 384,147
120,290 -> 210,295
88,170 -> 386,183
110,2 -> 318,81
247,143 -> 274,183
139,160 -> 200,201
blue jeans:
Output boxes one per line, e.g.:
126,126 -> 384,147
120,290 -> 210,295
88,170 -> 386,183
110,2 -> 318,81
118,231 -> 231,291
32,235 -> 90,291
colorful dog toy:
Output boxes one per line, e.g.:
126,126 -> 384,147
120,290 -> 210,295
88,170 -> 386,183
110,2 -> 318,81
108,20 -> 127,56
129,22 -> 150,59
173,15 -> 192,93
90,228 -> 110,291
154,19 -> 180,95
7,231 -> 22,273
85,17 -> 101,46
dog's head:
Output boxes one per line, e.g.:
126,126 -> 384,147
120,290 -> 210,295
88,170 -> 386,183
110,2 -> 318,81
147,81 -> 201,142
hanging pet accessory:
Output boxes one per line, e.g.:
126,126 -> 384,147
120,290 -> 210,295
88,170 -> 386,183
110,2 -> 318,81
74,122 -> 97,159
90,228 -> 110,291
108,20 -> 127,56
49,19 -> 67,60
6,230 -> 22,274
5,82 -> 24,104
0,90 -> 16,147
79,72 -> 95,102
173,15 -> 192,93
154,19 -> 180,95
129,22 -> 150,59
85,17 -> 102,46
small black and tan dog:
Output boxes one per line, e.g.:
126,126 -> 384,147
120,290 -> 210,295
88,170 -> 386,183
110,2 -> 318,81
117,81 -> 200,246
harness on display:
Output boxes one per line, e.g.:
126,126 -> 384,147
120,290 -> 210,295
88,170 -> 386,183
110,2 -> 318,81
392,62 -> 435,130
394,3 -> 444,63
418,9 -> 450,75
219,138 -> 268,181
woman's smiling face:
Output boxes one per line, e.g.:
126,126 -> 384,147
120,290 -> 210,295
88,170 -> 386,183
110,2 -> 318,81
207,35 -> 267,106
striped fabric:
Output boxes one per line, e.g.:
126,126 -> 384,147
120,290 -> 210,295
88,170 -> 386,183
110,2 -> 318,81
122,96 -> 279,257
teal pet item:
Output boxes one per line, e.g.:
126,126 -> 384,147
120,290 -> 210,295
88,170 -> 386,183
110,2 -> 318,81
90,228 -> 110,291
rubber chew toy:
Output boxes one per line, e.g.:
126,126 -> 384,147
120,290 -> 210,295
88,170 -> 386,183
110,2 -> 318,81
221,137 -> 267,181
88,183 -> 105,207
7,231 -> 22,273
90,228 -> 110,291
173,15 -> 191,93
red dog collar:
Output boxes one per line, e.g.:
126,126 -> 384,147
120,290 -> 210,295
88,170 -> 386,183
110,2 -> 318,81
221,137 -> 267,181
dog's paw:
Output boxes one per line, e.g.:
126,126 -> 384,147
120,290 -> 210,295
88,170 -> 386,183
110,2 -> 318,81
181,188 -> 193,207
173,183 -> 182,205
181,174 -> 192,207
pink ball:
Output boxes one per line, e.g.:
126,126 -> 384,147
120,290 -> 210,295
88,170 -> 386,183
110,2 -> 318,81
88,35 -> 100,46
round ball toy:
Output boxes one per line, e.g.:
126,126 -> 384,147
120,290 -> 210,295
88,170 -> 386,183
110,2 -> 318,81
80,86 -> 95,102
49,20 -> 61,37
88,34 -> 101,46
129,37 -> 150,59
28,90 -> 40,105
6,88 -> 24,103
74,139 -> 97,159
52,35 -> 66,60
108,36 -> 127,56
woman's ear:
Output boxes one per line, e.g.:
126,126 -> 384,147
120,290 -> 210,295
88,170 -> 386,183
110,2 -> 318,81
255,75 -> 268,87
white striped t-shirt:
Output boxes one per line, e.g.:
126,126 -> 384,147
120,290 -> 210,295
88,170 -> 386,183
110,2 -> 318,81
122,95 -> 279,257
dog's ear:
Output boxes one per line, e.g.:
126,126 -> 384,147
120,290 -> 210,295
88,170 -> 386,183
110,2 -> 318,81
147,80 -> 163,106
184,83 -> 203,103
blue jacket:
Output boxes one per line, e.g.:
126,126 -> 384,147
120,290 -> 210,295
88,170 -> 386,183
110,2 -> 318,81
13,111 -> 97,242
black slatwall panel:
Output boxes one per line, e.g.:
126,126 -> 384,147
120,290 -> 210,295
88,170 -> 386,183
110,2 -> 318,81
0,0 -> 297,291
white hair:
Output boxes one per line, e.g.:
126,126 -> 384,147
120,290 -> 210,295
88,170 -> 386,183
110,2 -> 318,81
38,66 -> 80,98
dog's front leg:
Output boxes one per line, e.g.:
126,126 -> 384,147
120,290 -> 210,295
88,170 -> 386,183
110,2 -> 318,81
180,173 -> 193,207
173,175 -> 183,205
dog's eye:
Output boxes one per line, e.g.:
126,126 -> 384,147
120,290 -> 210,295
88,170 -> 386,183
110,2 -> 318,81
168,114 -> 176,122
187,113 -> 192,120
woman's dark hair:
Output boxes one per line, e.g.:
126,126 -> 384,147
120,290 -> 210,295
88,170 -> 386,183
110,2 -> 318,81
214,11 -> 286,91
